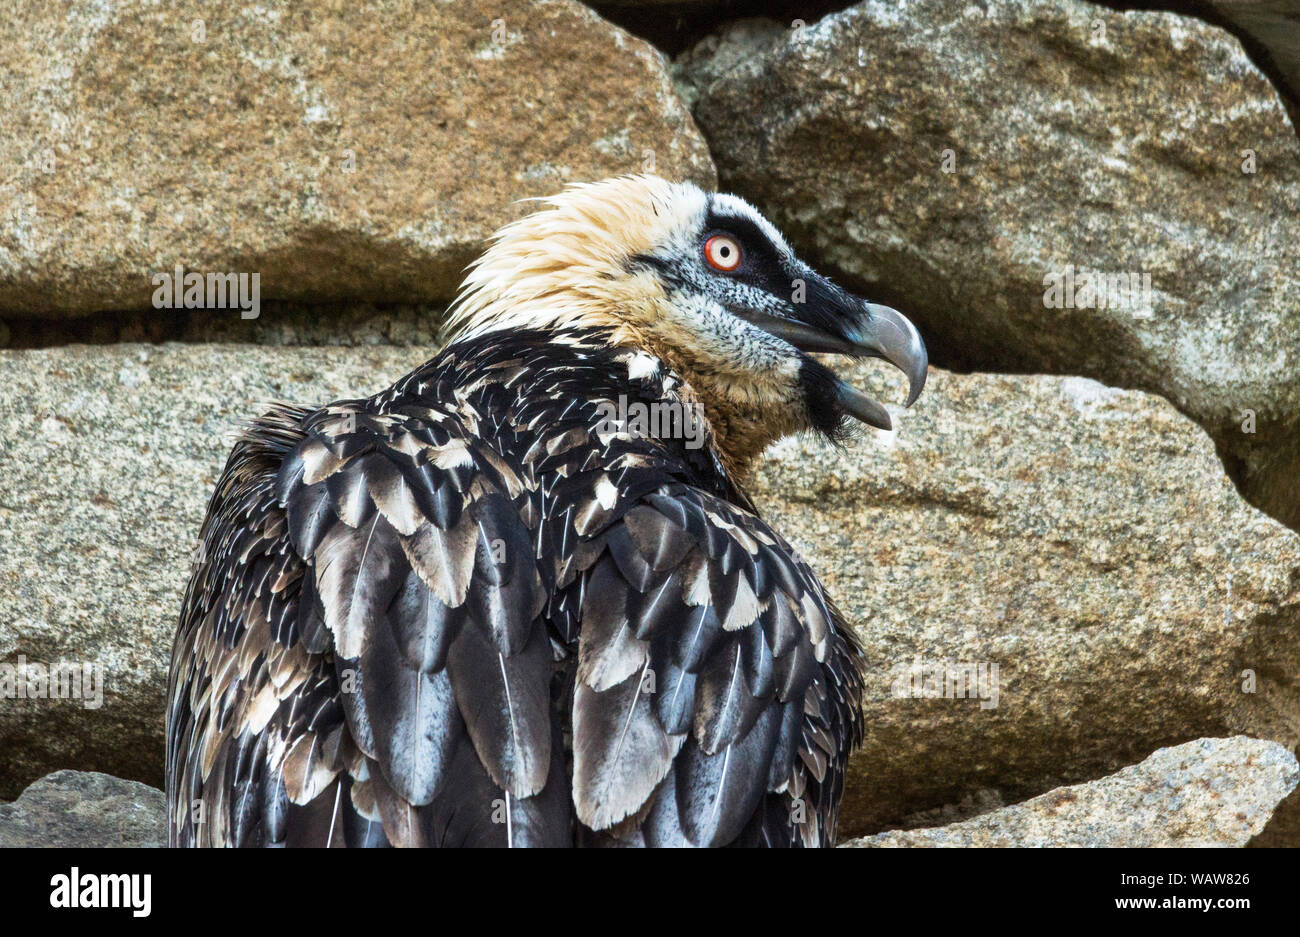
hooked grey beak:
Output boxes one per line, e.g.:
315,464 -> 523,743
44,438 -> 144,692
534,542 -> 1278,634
736,301 -> 929,431
848,303 -> 929,409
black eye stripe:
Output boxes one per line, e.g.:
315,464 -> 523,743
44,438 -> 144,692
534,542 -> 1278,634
635,202 -> 769,259
703,243 -> 792,305
701,203 -> 797,297
703,207 -> 777,255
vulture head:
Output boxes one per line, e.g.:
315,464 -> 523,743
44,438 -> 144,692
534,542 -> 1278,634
446,174 -> 928,469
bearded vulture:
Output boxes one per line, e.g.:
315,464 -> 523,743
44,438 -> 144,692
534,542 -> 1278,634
166,175 -> 928,847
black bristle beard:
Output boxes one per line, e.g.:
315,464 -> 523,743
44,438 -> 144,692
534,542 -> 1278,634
798,358 -> 854,446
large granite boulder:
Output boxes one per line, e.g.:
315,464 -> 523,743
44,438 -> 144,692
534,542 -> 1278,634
752,359 -> 1300,834
0,343 -> 429,797
0,0 -> 713,319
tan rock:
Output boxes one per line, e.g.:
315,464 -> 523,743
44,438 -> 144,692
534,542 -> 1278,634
0,0 -> 713,319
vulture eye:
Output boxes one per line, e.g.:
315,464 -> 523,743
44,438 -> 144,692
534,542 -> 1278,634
703,234 -> 742,272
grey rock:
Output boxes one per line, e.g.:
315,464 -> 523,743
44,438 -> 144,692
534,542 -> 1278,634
1246,771 -> 1300,845
0,343 -> 432,797
0,770 -> 165,848
842,737 -> 1299,847
1,301 -> 450,350
681,0 -> 1300,535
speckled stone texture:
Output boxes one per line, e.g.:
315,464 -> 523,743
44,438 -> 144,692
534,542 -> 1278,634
0,0 -> 714,319
842,737 -> 1300,847
0,770 -> 165,847
752,359 -> 1300,836
678,0 -> 1300,536
0,343 -> 431,797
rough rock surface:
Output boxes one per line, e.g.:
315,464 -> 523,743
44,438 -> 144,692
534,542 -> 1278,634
0,343 -> 430,797
751,360 -> 1300,835
842,737 -> 1300,847
679,0 -> 1300,534
1209,1 -> 1300,111
0,770 -> 166,847
0,0 -> 713,319
1245,763 -> 1300,844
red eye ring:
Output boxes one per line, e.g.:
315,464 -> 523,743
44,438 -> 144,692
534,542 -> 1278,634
704,234 -> 743,272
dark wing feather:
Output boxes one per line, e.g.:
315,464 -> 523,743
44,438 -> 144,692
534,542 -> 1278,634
167,404 -> 361,847
568,483 -> 863,847
167,386 -> 567,847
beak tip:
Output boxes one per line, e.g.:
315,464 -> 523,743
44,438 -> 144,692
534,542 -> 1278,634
835,380 -> 893,431
905,362 -> 928,409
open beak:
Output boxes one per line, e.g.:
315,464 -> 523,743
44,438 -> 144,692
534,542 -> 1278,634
736,301 -> 929,431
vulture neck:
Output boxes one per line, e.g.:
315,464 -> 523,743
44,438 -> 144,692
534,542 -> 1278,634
589,320 -> 795,484
450,278 -> 795,483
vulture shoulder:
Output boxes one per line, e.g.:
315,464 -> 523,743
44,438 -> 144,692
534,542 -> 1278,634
166,330 -> 862,847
